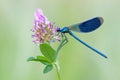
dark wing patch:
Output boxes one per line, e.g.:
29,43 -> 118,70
69,17 -> 104,33
79,17 -> 104,32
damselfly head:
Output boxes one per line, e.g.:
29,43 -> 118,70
59,27 -> 69,33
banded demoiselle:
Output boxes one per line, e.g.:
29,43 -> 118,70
57,17 -> 107,58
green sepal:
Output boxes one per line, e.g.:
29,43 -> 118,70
40,43 -> 56,62
43,64 -> 53,74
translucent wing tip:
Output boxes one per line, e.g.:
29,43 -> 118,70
98,17 -> 104,24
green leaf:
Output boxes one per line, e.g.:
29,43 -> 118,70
27,57 -> 36,61
43,64 -> 53,74
27,56 -> 51,65
40,44 -> 56,62
36,56 -> 51,65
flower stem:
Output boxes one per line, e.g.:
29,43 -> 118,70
55,38 -> 66,61
54,63 -> 61,80
54,36 -> 66,80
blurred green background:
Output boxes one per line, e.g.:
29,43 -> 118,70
0,0 -> 120,80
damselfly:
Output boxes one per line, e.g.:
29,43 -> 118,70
57,17 -> 107,58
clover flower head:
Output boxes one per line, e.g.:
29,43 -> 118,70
32,9 -> 60,45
